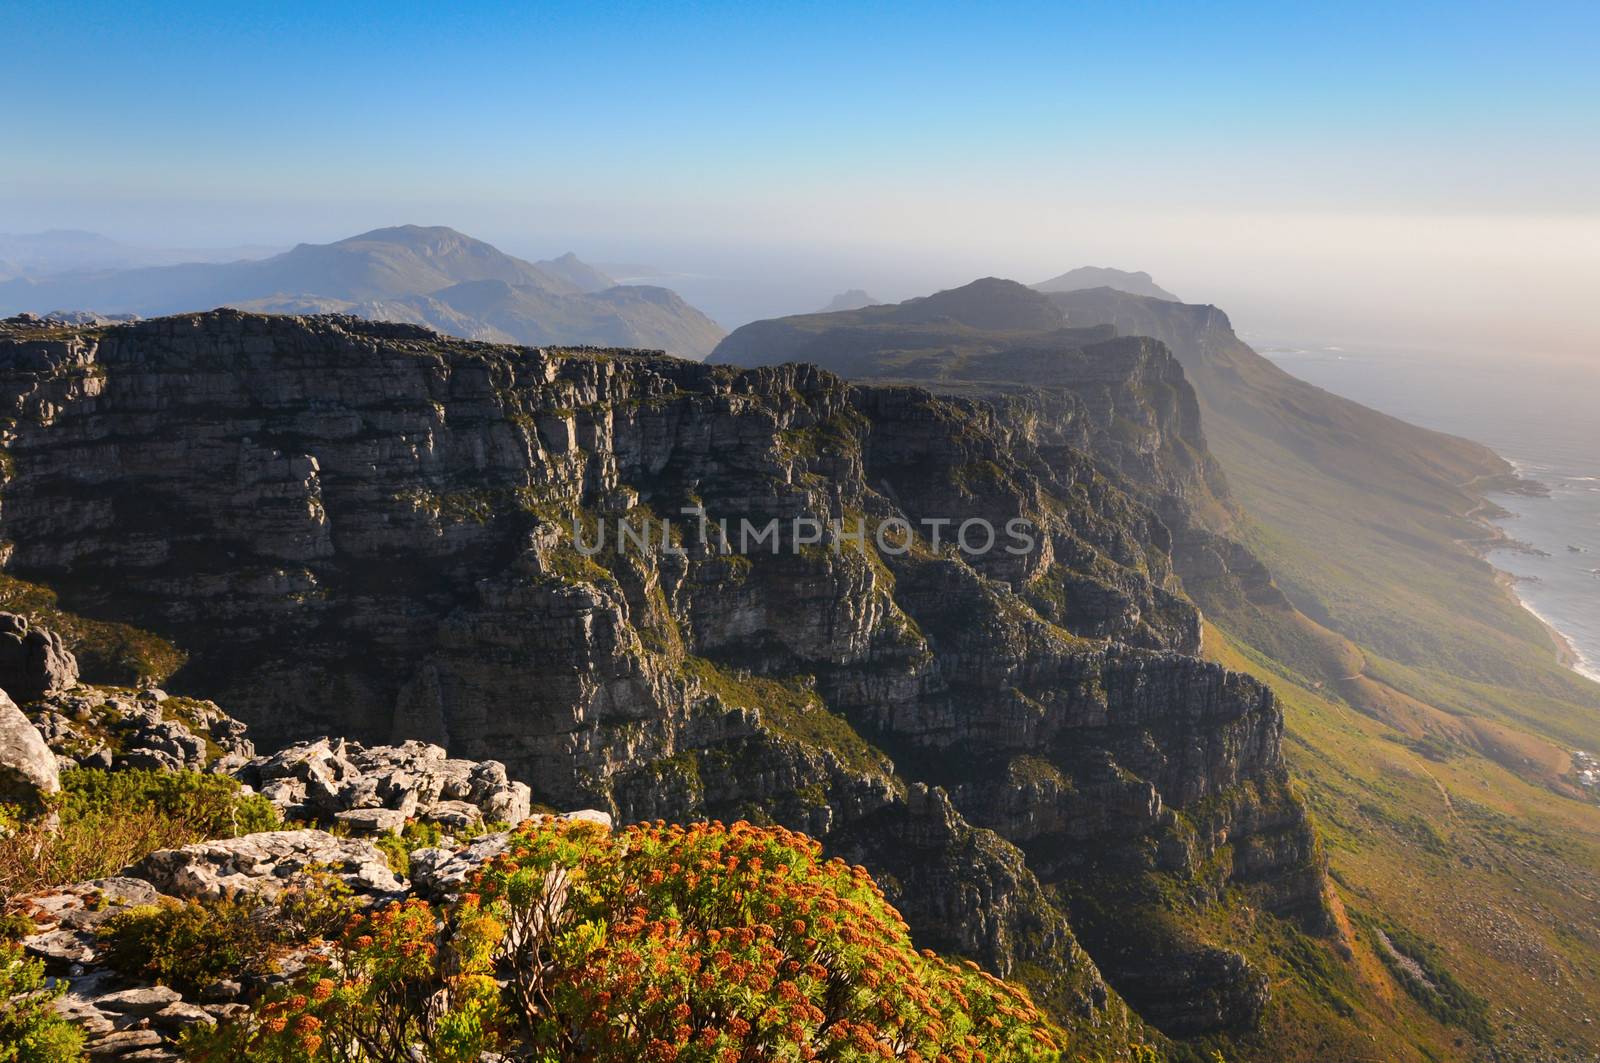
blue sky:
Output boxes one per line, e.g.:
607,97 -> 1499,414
3,1 -> 1598,351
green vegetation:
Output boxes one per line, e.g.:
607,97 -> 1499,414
373,821 -> 437,876
0,769 -> 279,903
1359,917 -> 1491,1041
0,574 -> 186,684
682,656 -> 894,778
0,939 -> 85,1062
103,870 -> 359,996
1204,622 -> 1600,1060
186,817 -> 1063,1061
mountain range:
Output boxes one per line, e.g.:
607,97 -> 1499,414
0,225 -> 727,357
4,255 -> 1600,1060
714,274 -> 1600,1059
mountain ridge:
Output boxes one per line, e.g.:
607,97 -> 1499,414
0,225 -> 725,357
1034,266 -> 1179,301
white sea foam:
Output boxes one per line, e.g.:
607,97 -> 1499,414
1501,579 -> 1600,684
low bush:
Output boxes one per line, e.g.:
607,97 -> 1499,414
0,938 -> 86,1062
102,896 -> 278,996
102,869 -> 360,995
185,818 -> 1064,1062
373,820 -> 445,877
0,769 -> 280,904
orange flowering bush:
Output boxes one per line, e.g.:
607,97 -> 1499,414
185,818 -> 1063,1062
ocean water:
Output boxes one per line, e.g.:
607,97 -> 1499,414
1254,340 -> 1600,683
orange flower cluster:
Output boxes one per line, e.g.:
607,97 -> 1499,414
464,817 -> 1063,1061
185,817 -> 1062,1061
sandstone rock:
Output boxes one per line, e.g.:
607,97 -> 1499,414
243,737 -> 532,831
125,830 -> 404,900
0,687 -> 59,809
51,970 -> 120,1037
420,798 -> 482,828
0,612 -> 78,702
409,833 -> 513,901
151,1000 -> 215,1028
197,980 -> 243,1004
81,1028 -> 169,1059
23,927 -> 100,969
93,986 -> 183,1015
22,877 -> 164,934
334,806 -> 409,832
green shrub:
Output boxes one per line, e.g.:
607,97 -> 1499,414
374,820 -> 446,877
1,770 -> 280,903
102,870 -> 360,995
58,768 -> 280,838
103,897 -> 277,995
0,938 -> 86,1062
186,818 -> 1064,1061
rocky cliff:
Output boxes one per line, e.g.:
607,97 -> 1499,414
0,310 -> 1327,1038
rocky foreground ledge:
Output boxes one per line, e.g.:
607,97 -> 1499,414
0,617 -> 607,1060
16,812 -> 610,1061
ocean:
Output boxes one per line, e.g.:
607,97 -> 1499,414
1254,340 -> 1600,684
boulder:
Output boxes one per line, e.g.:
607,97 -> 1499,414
125,829 -> 404,900
243,737 -> 534,832
0,612 -> 78,702
93,985 -> 183,1016
0,687 -> 59,809
334,807 -> 409,833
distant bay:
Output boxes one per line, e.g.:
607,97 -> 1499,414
1255,340 -> 1600,684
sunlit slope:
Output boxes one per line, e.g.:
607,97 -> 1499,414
1210,623 -> 1600,1061
1052,287 -> 1600,745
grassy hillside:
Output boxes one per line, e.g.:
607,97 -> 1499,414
1210,623 -> 1600,1060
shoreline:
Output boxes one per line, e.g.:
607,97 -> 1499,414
1491,568 -> 1600,683
1467,469 -> 1600,686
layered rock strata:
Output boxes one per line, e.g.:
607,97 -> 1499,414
0,312 -> 1327,1035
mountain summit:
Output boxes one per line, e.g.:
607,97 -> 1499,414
0,225 -> 725,357
817,288 -> 882,312
1033,266 -> 1179,301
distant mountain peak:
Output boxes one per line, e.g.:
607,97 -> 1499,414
818,289 -> 882,313
896,277 -> 1065,331
1032,267 -> 1178,302
533,251 -> 616,294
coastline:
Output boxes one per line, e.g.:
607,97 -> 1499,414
1467,468 -> 1600,686
1491,568 -> 1600,683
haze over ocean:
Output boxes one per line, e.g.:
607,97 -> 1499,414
1260,341 -> 1600,682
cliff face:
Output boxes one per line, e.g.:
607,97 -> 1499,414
710,279 -> 1287,641
0,311 -> 1325,1037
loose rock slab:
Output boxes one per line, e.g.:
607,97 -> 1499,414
124,829 -> 404,899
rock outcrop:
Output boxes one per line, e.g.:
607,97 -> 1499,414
239,737 -> 532,829
0,311 -> 1327,1037
0,610 -> 79,702
27,686 -> 253,774
0,687 -> 58,808
125,830 -> 404,900
14,810 -> 612,1061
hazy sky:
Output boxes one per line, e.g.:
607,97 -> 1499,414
3,1 -> 1597,355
